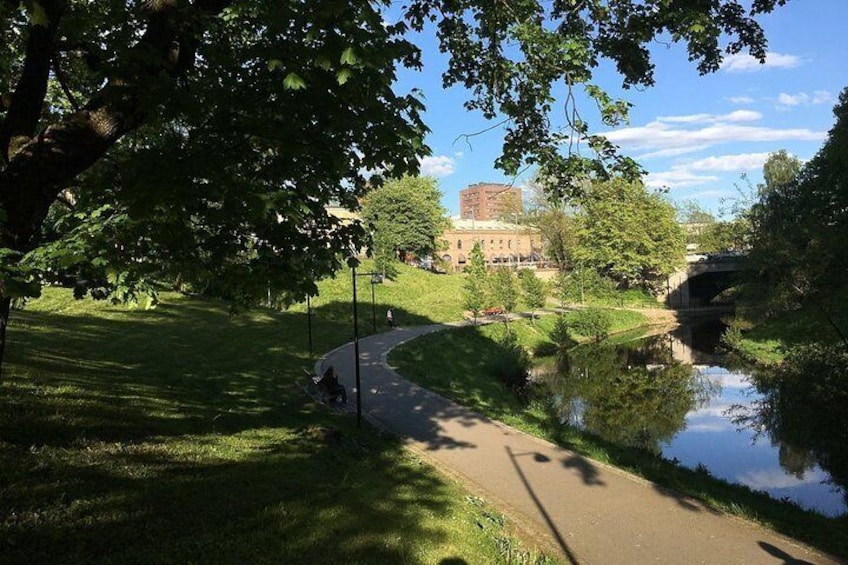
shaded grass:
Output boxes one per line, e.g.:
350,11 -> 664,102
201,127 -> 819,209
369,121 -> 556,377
729,286 -> 848,365
389,319 -> 848,560
733,302 -> 848,366
1,288 -> 560,564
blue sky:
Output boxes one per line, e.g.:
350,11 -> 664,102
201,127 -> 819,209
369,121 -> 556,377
391,2 -> 848,217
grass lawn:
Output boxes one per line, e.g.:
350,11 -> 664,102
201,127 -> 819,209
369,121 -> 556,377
389,318 -> 848,560
1,287 -> 560,564
288,260 -> 467,330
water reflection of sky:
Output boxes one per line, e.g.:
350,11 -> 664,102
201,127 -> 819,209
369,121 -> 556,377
661,369 -> 847,518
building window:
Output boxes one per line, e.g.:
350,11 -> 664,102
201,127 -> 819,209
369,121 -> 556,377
508,240 -> 512,249
457,240 -> 462,250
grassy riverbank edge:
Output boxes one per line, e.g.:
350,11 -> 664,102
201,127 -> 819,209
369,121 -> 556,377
388,317 -> 848,560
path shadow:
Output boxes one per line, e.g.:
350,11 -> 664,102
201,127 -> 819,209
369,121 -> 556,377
561,454 -> 605,486
506,446 -> 580,564
758,541 -> 814,564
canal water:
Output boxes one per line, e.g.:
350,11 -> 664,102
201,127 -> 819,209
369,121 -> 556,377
535,317 -> 847,517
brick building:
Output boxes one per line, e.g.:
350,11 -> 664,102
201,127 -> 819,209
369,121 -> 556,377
440,218 -> 542,271
459,183 -> 522,221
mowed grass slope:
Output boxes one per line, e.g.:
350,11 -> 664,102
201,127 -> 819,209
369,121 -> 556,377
289,261 -> 467,330
1,287 -> 559,564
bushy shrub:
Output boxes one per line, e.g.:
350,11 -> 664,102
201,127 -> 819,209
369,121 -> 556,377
567,308 -> 612,341
549,315 -> 573,350
492,331 -> 531,399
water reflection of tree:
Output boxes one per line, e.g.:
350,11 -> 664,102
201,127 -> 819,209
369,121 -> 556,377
730,345 -> 848,506
540,337 -> 716,454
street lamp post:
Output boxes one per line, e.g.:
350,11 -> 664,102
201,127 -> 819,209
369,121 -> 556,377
370,276 -> 377,333
306,294 -> 313,358
350,265 -> 383,428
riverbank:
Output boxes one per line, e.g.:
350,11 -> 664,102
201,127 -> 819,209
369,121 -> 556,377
325,325 -> 838,564
389,316 -> 848,559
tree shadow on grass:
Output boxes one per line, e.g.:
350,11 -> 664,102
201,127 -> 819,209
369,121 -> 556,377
2,295 -> 399,448
1,294 -> 473,563
1,422 -> 464,564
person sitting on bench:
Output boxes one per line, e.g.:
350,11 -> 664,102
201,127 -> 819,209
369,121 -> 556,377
318,365 -> 347,403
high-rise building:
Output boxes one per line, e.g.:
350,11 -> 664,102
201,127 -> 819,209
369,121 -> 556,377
459,182 -> 522,221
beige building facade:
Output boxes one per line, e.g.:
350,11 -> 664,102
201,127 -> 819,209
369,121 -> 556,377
440,218 -> 542,271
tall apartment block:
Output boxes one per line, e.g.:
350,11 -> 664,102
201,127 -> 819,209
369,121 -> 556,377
459,183 -> 522,221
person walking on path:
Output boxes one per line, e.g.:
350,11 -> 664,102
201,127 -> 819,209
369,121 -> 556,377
386,308 -> 394,328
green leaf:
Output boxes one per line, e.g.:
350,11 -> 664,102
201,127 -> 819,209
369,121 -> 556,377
340,47 -> 359,66
314,56 -> 332,71
267,59 -> 284,71
336,68 -> 353,85
283,72 -> 306,90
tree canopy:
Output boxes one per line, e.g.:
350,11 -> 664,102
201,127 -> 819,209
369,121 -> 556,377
746,88 -> 848,329
574,178 -> 685,291
360,175 -> 448,274
0,0 -> 786,365
462,241 -> 487,324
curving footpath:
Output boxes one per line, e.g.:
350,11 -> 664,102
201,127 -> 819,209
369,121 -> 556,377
317,324 -> 840,564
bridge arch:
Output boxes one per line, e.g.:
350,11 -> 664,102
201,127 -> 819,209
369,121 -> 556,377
664,257 -> 743,309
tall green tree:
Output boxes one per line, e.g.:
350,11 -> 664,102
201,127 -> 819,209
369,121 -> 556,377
490,267 -> 518,331
575,179 -> 685,291
0,1 -> 786,369
518,268 -> 546,322
524,176 -> 580,271
462,241 -> 487,325
746,90 -> 848,342
761,150 -> 803,196
360,176 -> 448,276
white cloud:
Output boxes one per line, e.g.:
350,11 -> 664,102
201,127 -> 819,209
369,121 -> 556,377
657,113 -> 713,124
686,421 -> 735,433
656,110 -> 761,125
646,152 -> 772,190
721,52 -> 802,73
778,92 -> 808,106
725,96 -> 755,105
737,468 -> 828,491
636,145 -> 712,160
686,152 -> 771,172
419,155 -> 456,177
812,90 -> 835,104
776,90 -> 835,109
453,151 -> 465,158
645,170 -> 719,189
604,112 -> 824,159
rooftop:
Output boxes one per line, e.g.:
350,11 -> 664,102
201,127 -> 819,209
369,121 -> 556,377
447,218 -> 528,231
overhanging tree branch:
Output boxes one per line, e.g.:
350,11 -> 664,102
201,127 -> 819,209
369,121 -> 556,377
0,0 -> 65,161
0,0 -> 234,251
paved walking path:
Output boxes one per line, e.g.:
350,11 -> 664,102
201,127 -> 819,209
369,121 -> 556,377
317,324 -> 839,564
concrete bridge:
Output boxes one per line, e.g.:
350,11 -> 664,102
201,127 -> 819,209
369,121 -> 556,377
664,254 -> 744,309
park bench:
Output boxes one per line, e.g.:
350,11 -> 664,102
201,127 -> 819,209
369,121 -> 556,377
304,369 -> 347,405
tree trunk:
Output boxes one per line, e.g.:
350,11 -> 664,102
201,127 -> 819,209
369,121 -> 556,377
0,296 -> 11,381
